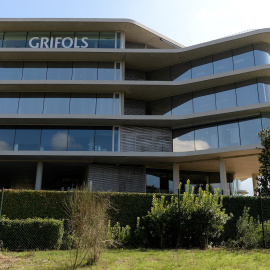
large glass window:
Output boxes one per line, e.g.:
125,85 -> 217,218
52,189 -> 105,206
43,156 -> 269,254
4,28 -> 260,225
254,43 -> 270,66
192,56 -> 213,79
96,94 -> 114,115
14,128 -> 41,150
258,79 -> 270,103
193,88 -> 216,113
114,127 -> 119,151
3,32 -> 27,48
0,62 -> 23,80
70,93 -> 96,114
215,85 -> 236,110
0,93 -> 19,114
195,126 -> 218,150
47,62 -> 73,80
98,62 -> 115,80
233,45 -> 255,70
239,118 -> 262,145
75,32 -> 99,48
99,32 -> 115,48
0,32 -> 3,48
0,128 -> 15,150
22,62 -> 47,80
218,122 -> 240,148
50,32 -> 75,48
236,80 -> 259,107
67,128 -> 95,151
18,93 -> 44,114
172,93 -> 193,115
171,62 -> 191,81
114,94 -> 120,115
95,127 -> 113,151
40,129 -> 68,151
43,93 -> 70,114
72,62 -> 97,80
173,129 -> 195,152
213,51 -> 233,74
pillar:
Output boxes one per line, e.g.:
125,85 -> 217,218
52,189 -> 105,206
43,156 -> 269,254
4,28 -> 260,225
219,158 -> 228,195
252,174 -> 258,195
35,161 -> 43,190
173,163 -> 180,194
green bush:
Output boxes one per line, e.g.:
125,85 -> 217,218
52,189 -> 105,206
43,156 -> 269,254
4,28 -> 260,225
107,221 -> 131,246
0,218 -> 64,250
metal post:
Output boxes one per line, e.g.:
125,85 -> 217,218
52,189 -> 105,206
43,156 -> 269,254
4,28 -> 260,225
0,187 -> 4,219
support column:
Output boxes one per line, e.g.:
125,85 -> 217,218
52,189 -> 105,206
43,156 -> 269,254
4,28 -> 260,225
35,161 -> 43,190
173,163 -> 180,194
219,158 -> 228,195
252,174 -> 258,195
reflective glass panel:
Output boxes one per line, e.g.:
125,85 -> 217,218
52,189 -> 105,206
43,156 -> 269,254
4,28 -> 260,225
3,32 -> 27,48
95,127 -> 113,151
236,80 -> 259,107
70,93 -> 96,114
193,88 -> 216,113
72,62 -> 98,80
116,32 -> 121,48
215,85 -> 236,110
233,45 -> 255,70
0,128 -> 15,150
40,129 -> 68,150
47,62 -> 72,80
75,32 -> 99,48
67,128 -> 95,151
26,32 -> 50,48
213,51 -> 233,74
50,32 -> 75,48
258,81 -> 270,103
262,116 -> 270,129
195,126 -> 218,150
173,129 -> 195,152
146,174 -> 160,190
172,93 -> 193,115
14,128 -> 41,150
171,62 -> 191,81
254,43 -> 270,66
43,93 -> 70,114
115,62 -> 121,80
0,32 -> 3,48
0,62 -> 23,80
239,118 -> 262,145
114,127 -> 119,151
114,94 -> 120,115
96,94 -> 114,115
99,32 -> 115,48
22,62 -> 47,80
218,122 -> 240,148
18,93 -> 44,114
0,93 -> 19,114
97,62 -> 114,80
192,56 -> 213,79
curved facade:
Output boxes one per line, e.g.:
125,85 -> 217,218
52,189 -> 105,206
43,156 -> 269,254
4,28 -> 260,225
0,19 -> 266,194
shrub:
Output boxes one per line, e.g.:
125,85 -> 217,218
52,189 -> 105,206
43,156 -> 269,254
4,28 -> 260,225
0,218 -> 64,250
107,221 -> 131,246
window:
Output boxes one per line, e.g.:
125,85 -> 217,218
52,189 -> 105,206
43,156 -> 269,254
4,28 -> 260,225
239,118 -> 262,145
195,126 -> 218,150
172,93 -> 193,115
40,129 -> 68,151
192,56 -> 213,79
193,88 -> 216,113
18,93 -> 44,114
171,62 -> 191,81
43,93 -> 70,114
14,128 -> 41,150
215,85 -> 236,110
0,128 -> 15,150
98,62 -> 114,80
70,93 -> 96,114
26,32 -> 50,48
213,51 -> 233,74
236,80 -> 259,107
72,62 -> 98,80
258,79 -> 270,103
218,122 -> 240,148
0,62 -> 23,80
99,32 -> 115,48
173,129 -> 195,152
75,32 -> 99,48
3,32 -> 27,48
47,62 -> 73,80
233,45 -> 255,70
22,62 -> 47,80
67,128 -> 95,151
254,43 -> 270,66
95,127 -> 113,151
50,32 -> 75,48
0,93 -> 19,114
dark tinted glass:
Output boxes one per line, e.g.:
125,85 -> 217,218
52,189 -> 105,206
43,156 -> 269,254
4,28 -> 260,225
239,118 -> 262,145
40,129 -> 68,150
50,32 -> 74,48
75,32 -> 99,48
215,85 -> 236,110
3,32 -> 27,48
96,94 -> 114,115
99,32 -> 115,48
116,32 -> 121,48
233,45 -> 255,70
26,32 -> 50,48
72,62 -> 98,80
213,51 -> 233,74
98,62 -> 114,80
195,126 -> 218,150
114,94 -> 120,115
171,62 -> 191,81
192,56 -> 213,79
218,122 -> 240,148
173,129 -> 195,152
0,128 -> 15,150
0,62 -> 23,80
193,88 -> 216,113
67,128 -> 95,151
18,93 -> 44,114
0,32 -> 3,48
0,93 -> 19,114
114,127 -> 119,151
258,80 -> 270,103
172,93 -> 193,115
147,66 -> 170,81
148,97 -> 171,115
14,128 -> 41,150
47,62 -> 72,80
70,93 -> 96,114
95,127 -> 113,151
43,93 -> 70,114
22,62 -> 47,80
236,80 -> 259,107
254,43 -> 270,66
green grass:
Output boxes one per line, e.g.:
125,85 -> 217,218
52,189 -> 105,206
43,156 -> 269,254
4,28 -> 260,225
2,249 -> 270,270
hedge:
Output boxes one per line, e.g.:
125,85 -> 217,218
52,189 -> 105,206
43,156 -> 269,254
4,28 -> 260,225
0,218 -> 64,250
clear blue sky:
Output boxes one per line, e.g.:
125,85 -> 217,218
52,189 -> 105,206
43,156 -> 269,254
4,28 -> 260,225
1,0 -> 270,46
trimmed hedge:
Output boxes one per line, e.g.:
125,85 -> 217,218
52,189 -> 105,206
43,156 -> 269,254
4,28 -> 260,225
0,218 -> 64,250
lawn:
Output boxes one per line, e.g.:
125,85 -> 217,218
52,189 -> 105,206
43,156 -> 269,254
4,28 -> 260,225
1,249 -> 270,270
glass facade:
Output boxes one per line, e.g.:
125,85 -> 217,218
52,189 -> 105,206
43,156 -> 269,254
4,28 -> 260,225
173,117 -> 264,152
0,126 -> 119,151
0,61 -> 121,80
0,93 -> 121,115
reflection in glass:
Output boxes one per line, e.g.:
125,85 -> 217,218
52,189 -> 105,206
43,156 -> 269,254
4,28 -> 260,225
0,128 -> 15,150
18,93 -> 44,114
239,118 -> 262,145
96,94 -> 114,115
258,82 -> 270,103
40,129 -> 68,150
218,122 -> 240,148
193,89 -> 216,113
215,85 -> 236,110
47,62 -> 73,80
146,174 -> 160,190
195,126 -> 218,150
99,32 -> 115,48
236,81 -> 259,107
22,62 -> 47,80
67,129 -> 95,151
95,127 -> 113,151
192,56 -> 213,79
233,46 -> 255,70
254,43 -> 270,66
14,128 -> 41,150
72,62 -> 97,80
98,62 -> 114,80
0,93 -> 19,114
3,32 -> 27,48
171,62 -> 191,81
75,32 -> 99,48
213,51 -> 233,74
26,32 -> 50,48
70,93 -> 96,114
0,62 -> 23,80
43,93 -> 70,114
172,93 -> 193,115
173,129 -> 195,152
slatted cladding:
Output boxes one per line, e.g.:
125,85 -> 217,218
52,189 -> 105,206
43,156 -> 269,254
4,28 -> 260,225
125,69 -> 146,81
124,99 -> 146,115
88,164 -> 146,193
121,126 -> 172,152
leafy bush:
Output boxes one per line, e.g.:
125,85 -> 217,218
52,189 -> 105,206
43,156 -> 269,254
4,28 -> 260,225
107,221 -> 131,246
0,218 -> 64,250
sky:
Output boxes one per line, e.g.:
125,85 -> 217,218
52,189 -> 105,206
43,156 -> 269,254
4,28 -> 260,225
1,0 -> 265,194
